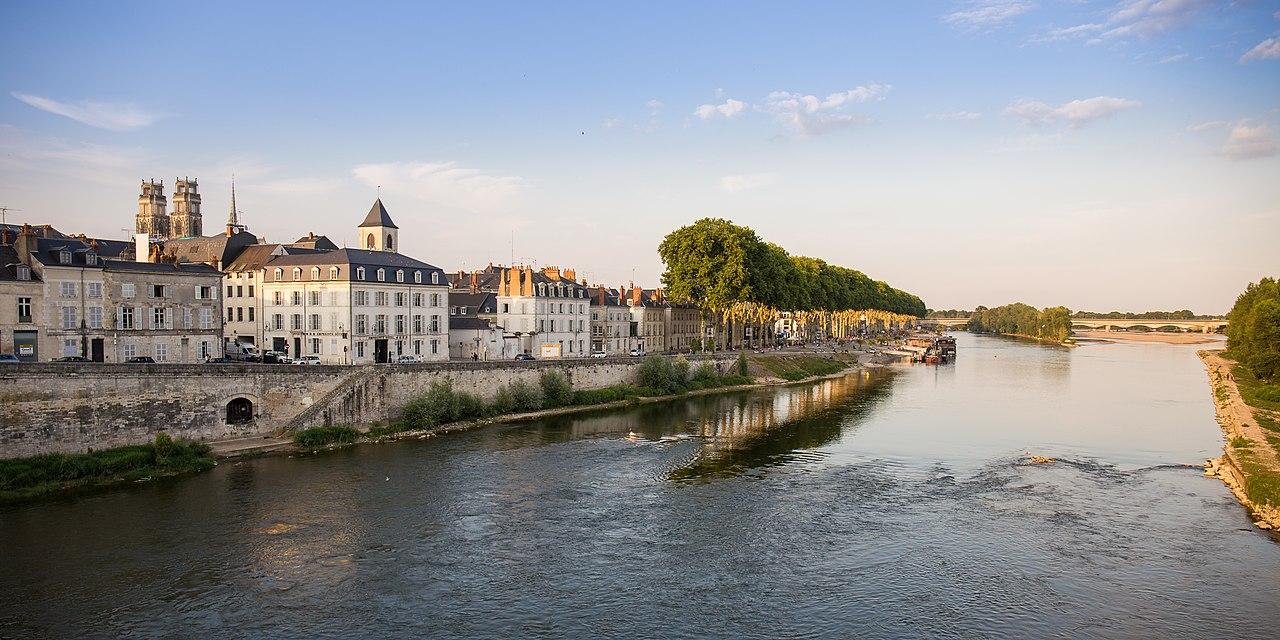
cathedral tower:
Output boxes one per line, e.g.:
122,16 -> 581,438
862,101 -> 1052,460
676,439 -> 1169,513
135,179 -> 169,238
170,177 -> 202,238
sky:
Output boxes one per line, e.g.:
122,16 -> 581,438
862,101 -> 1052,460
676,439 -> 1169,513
1,1 -> 1277,314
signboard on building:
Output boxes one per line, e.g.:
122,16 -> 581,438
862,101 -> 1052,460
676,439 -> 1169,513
539,343 -> 562,359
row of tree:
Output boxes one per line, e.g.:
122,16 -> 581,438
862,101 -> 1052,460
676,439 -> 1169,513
1227,277 -> 1280,381
967,303 -> 1073,342
657,218 -> 926,318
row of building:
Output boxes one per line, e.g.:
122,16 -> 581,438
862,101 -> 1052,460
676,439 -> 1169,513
0,178 -> 726,363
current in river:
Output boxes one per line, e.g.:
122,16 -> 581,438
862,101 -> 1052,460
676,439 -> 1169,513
2,333 -> 1278,639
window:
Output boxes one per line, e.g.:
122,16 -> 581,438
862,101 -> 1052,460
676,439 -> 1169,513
274,268 -> 283,280
155,343 -> 168,362
395,315 -> 405,334
87,282 -> 102,298
227,285 -> 234,298
538,284 -> 546,296
413,315 -> 423,333
197,286 -> 215,300
199,341 -> 211,360
330,267 -> 339,280
236,285 -> 244,297
292,291 -> 302,305
375,291 -> 388,306
461,307 -> 468,315
431,339 -> 439,355
386,234 -> 394,251
375,314 -> 387,334
430,314 -> 440,332
311,267 -> 320,279
17,297 -> 32,323
413,293 -> 423,306
85,252 -> 97,265
60,282 -> 76,298
396,269 -> 404,283
248,285 -> 254,297
291,314 -> 302,330
395,292 -> 406,307
292,268 -> 302,281
356,341 -> 365,358
309,314 -> 321,330
59,250 -> 71,265
430,293 -> 441,307
273,291 -> 283,305
61,306 -> 77,329
309,290 -> 321,305
376,268 -> 385,282
61,338 -> 78,356
201,308 -> 213,330
354,290 -> 369,305
236,307 -> 243,322
247,307 -> 255,322
153,307 -> 168,329
355,314 -> 367,334
414,340 -> 421,355
431,272 -> 439,284
450,306 -> 457,316
15,265 -> 30,280
273,313 -> 284,330
183,308 -> 192,329
356,267 -> 366,281
151,284 -> 165,298
310,338 -> 322,354
120,307 -> 135,330
366,233 -> 376,249
122,343 -> 136,359
414,271 -> 422,284
87,306 -> 103,329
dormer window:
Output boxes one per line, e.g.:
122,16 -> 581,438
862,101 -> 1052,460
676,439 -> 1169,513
16,265 -> 31,281
330,267 -> 340,280
85,252 -> 97,265
396,269 -> 404,283
311,267 -> 320,279
357,267 -> 366,281
538,283 -> 546,296
292,268 -> 302,281
414,271 -> 422,284
430,272 -> 439,285
376,268 -> 385,282
59,250 -> 71,264
274,268 -> 283,280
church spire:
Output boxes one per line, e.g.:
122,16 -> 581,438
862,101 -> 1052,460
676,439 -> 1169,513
228,175 -> 238,227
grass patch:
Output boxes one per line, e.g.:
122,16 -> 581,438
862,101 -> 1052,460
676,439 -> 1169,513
1232,363 -> 1280,412
1238,456 -> 1280,508
1231,435 -> 1253,450
753,355 -> 849,381
294,426 -> 360,449
1254,411 -> 1280,434
0,433 -> 214,503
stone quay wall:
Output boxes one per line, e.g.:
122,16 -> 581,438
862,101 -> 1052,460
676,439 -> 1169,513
0,355 -> 738,458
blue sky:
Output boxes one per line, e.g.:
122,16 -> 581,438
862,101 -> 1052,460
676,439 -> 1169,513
2,1 -> 1277,313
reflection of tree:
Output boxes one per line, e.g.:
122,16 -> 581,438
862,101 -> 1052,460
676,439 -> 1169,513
670,372 -> 896,481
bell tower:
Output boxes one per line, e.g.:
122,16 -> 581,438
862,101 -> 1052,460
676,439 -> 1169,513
170,177 -> 202,238
135,179 -> 169,238
358,198 -> 399,252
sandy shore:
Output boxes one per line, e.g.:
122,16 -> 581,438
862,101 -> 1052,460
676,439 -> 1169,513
1200,351 -> 1280,531
1075,330 -> 1222,345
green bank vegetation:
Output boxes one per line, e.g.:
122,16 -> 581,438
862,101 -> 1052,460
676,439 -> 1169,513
0,433 -> 215,503
294,426 -> 360,449
967,303 -> 1073,343
754,354 -> 851,381
1227,277 -> 1280,383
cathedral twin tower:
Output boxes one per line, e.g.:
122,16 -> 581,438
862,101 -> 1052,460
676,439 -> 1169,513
134,178 -> 208,240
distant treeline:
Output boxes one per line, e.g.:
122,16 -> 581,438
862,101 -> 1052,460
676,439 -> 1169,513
966,303 -> 1072,342
926,308 -> 1223,320
1227,277 -> 1280,381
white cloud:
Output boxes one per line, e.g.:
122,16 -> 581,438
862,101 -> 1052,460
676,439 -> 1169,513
1240,37 -> 1280,63
11,92 -> 162,131
1186,120 -> 1229,132
1099,0 -> 1211,40
928,111 -> 983,121
1029,23 -> 1103,44
645,99 -> 664,110
1005,96 -> 1141,128
1159,52 -> 1189,63
694,99 -> 746,120
351,161 -> 529,212
763,84 -> 890,136
718,173 -> 776,192
602,117 -> 625,129
1220,122 -> 1278,160
944,1 -> 1033,31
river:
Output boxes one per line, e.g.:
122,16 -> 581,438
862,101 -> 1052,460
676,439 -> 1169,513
3,333 -> 1278,639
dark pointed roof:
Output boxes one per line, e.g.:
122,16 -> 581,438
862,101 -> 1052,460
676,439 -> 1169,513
359,199 -> 398,229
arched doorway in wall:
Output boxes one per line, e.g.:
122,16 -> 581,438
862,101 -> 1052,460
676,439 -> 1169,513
226,397 -> 254,424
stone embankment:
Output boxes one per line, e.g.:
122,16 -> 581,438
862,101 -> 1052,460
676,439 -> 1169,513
1200,351 -> 1280,530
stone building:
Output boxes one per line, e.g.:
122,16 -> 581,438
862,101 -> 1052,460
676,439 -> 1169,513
496,266 -> 591,358
0,230 -> 43,361
666,300 -> 702,352
260,200 -> 450,363
590,286 -> 635,355
102,260 -> 224,362
626,286 -> 668,354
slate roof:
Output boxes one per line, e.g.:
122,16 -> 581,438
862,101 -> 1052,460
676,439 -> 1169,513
449,317 -> 494,331
0,245 -> 40,282
290,233 -> 339,250
163,230 -> 259,266
103,259 -> 221,276
224,244 -> 328,272
359,199 -> 398,229
263,248 -> 446,284
450,292 -> 497,315
30,237 -> 107,269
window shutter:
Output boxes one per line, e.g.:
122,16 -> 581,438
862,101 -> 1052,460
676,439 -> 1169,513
167,310 -> 174,330
116,307 -> 123,330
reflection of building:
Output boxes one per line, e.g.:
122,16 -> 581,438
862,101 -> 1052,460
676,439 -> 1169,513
260,200 -> 450,363
496,266 -> 591,358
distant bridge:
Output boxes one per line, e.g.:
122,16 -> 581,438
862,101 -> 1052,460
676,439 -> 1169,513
918,317 -> 1228,334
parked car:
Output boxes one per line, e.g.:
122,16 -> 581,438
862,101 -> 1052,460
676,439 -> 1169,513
590,350 -> 607,359
514,353 -> 535,361
262,351 -> 292,364
396,354 -> 424,364
52,355 -> 90,362
628,348 -> 645,357
205,357 -> 234,364
294,355 -> 322,365
126,356 -> 156,364
0,354 -> 20,364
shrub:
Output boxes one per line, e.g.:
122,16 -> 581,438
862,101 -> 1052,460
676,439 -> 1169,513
718,373 -> 753,387
671,357 -> 691,388
540,370 -> 574,408
153,432 -> 175,461
400,381 -> 491,428
506,379 -> 543,412
294,426 -> 359,449
736,353 -> 749,376
638,355 -> 673,393
692,362 -> 718,382
491,385 -> 517,414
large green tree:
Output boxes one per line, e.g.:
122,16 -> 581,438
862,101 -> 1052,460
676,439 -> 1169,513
1228,277 -> 1280,380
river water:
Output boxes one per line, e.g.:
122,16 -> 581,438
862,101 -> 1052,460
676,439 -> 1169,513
3,333 -> 1278,639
